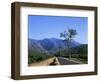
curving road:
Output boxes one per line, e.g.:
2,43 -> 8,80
57,57 -> 79,65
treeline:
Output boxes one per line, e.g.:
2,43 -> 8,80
54,44 -> 88,60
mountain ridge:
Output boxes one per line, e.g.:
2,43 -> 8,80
28,38 -> 81,55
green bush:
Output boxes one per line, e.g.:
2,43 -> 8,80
28,50 -> 52,64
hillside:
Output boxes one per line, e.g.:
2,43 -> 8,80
28,38 -> 80,55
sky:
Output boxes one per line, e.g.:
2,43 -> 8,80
28,15 -> 88,44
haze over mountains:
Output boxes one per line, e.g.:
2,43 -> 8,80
28,38 -> 81,55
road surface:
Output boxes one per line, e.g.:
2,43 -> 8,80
57,57 -> 79,65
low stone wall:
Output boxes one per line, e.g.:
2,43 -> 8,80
55,57 -> 60,65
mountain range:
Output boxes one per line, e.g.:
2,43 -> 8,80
28,38 -> 81,55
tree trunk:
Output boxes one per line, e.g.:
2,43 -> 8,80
68,40 -> 71,60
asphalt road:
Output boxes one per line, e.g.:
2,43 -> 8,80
57,57 -> 79,65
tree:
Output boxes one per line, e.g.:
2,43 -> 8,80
60,29 -> 77,59
78,44 -> 88,60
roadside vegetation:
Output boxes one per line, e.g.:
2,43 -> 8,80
54,44 -> 88,63
28,49 -> 53,64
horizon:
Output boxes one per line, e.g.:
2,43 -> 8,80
28,15 -> 88,44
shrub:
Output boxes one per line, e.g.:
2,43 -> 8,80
28,50 -> 52,64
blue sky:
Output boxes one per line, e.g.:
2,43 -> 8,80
28,15 -> 88,44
